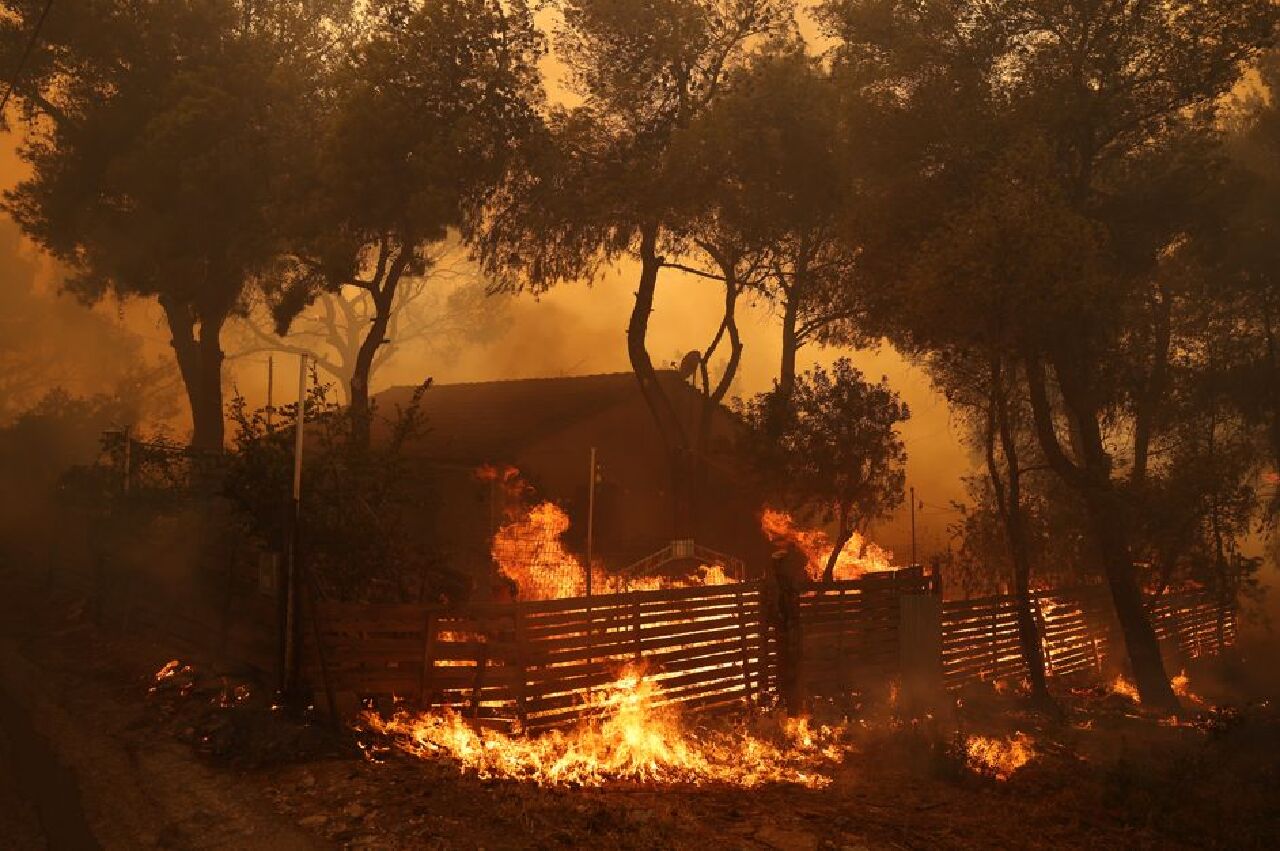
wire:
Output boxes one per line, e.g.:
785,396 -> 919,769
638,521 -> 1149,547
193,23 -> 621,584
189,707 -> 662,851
0,0 -> 56,116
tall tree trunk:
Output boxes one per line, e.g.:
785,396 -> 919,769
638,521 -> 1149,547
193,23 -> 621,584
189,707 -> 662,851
350,243 -> 413,448
1024,356 -> 1178,711
630,224 -> 694,539
162,297 -> 226,452
694,259 -> 743,540
778,296 -> 800,405
985,363 -> 1053,709
823,505 -> 853,583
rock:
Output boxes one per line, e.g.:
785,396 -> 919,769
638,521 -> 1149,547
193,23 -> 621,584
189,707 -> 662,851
344,802 -> 367,820
297,814 -> 328,830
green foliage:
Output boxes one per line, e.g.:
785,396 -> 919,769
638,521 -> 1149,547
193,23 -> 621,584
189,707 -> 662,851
222,378 -> 458,603
740,358 -> 909,573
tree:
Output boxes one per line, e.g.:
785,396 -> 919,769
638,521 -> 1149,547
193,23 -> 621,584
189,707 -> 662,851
265,0 -> 544,444
232,242 -> 509,403
478,0 -> 795,538
926,345 -> 1064,701
1,0 -> 343,450
1207,49 -> 1280,504
688,46 -> 867,404
223,379 -> 458,603
741,358 -> 908,582
822,0 -> 1279,709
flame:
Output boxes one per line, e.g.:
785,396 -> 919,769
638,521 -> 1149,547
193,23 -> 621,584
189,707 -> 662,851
760,509 -> 894,580
1171,670 -> 1190,698
362,665 -> 845,787
490,493 -> 734,600
1110,675 -> 1140,702
492,501 -> 586,600
964,732 -> 1035,780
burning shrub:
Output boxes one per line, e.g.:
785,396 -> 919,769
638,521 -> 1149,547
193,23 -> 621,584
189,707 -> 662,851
737,359 -> 908,582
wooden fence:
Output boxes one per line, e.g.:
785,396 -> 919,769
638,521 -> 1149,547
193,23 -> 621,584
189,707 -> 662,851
941,585 -> 1236,688
797,568 -> 933,697
303,570 -> 1236,731
309,581 -> 777,734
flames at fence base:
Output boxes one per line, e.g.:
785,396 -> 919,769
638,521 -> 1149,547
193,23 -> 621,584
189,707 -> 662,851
360,666 -> 846,788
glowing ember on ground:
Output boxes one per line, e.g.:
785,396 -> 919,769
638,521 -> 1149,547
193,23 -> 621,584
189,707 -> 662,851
964,732 -> 1035,780
1110,675 -> 1140,702
361,665 -> 846,788
760,508 -> 894,580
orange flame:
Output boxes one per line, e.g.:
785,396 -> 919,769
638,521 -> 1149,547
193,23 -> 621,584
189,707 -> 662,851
1110,675 -> 1140,702
492,501 -> 586,600
964,732 -> 1035,780
760,508 -> 894,580
361,665 -> 845,787
485,466 -> 735,600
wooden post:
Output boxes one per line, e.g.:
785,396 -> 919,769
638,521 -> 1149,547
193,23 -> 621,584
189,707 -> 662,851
735,588 -> 754,704
470,642 -> 489,720
765,553 -> 804,717
418,610 -> 437,707
1032,594 -> 1052,678
631,593 -> 643,663
514,605 -> 529,733
989,605 -> 999,678
899,590 -> 943,713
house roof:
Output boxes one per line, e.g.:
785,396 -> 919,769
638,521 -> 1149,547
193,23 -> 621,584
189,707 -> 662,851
375,370 -> 699,465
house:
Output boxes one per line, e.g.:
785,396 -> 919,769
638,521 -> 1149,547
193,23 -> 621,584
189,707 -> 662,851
374,371 -> 771,582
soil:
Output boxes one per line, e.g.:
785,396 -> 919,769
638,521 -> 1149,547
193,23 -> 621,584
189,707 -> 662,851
0,561 -> 1277,850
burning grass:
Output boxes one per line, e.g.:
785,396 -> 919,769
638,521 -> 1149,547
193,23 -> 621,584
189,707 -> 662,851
359,665 -> 848,788
963,732 -> 1036,781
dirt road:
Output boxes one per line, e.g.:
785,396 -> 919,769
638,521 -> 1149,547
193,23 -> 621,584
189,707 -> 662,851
0,565 -> 327,850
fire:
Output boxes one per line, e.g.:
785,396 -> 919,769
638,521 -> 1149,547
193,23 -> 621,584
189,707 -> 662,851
1110,675 -> 1140,702
1171,670 -> 1191,698
760,509 -> 894,580
362,665 -> 845,788
964,732 -> 1035,780
492,501 -> 586,600
488,486 -> 735,600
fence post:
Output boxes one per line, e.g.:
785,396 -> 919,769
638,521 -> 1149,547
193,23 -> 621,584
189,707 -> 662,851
418,610 -> 437,707
735,587 -> 755,705
631,593 -> 643,664
764,554 -> 804,717
898,584 -> 943,712
1032,594 -> 1052,678
514,604 -> 529,734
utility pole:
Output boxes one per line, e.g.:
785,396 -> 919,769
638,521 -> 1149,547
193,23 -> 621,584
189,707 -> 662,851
266,355 -> 275,430
910,485 -> 917,568
585,446 -> 597,597
122,424 -> 132,495
282,353 -> 307,703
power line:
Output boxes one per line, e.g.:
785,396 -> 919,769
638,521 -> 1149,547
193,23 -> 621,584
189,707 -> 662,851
0,0 -> 56,116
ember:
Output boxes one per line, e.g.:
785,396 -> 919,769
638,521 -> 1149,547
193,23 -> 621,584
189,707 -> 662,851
361,665 -> 846,788
1110,675 -> 1140,702
760,508 -> 894,580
